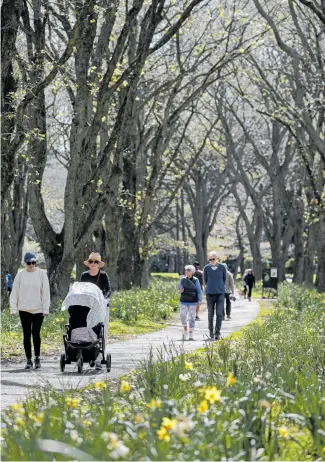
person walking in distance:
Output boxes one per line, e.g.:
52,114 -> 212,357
223,264 -> 235,320
203,251 -> 226,341
10,252 -> 50,369
179,265 -> 202,341
193,261 -> 203,321
6,271 -> 12,295
243,269 -> 255,301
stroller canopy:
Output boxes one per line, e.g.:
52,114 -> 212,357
62,282 -> 106,328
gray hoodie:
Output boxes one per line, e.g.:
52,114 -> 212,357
225,270 -> 234,294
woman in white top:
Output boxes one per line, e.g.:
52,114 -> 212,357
10,252 -> 50,369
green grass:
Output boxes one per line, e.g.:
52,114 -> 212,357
151,272 -> 180,279
2,283 -> 325,460
1,278 -> 179,359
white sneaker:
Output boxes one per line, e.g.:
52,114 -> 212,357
182,331 -> 189,341
189,332 -> 194,341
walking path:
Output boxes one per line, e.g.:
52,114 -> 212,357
1,297 -> 259,410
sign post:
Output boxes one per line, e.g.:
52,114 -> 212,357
262,267 -> 278,298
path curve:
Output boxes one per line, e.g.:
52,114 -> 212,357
1,297 -> 259,410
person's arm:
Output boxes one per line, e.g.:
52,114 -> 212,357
102,273 -> 111,299
10,273 -> 20,314
229,274 -> 234,293
203,266 -> 208,286
179,277 -> 184,293
222,265 -> 226,283
41,271 -> 51,314
195,279 -> 202,302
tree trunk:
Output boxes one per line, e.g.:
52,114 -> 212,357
304,223 -> 316,286
292,222 -> 305,283
315,214 -> 325,292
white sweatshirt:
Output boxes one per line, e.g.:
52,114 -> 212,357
10,268 -> 51,314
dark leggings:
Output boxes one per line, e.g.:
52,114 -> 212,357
244,285 -> 253,298
19,311 -> 44,360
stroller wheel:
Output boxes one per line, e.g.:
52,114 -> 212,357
77,357 -> 83,373
106,353 -> 111,372
59,354 -> 65,373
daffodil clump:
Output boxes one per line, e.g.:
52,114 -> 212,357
2,284 -> 325,461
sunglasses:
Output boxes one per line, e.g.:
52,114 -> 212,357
209,258 -> 216,261
89,260 -> 99,264
185,269 -> 193,272
27,261 -> 36,265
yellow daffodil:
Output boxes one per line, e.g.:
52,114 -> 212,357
161,417 -> 177,431
65,397 -> 80,408
120,380 -> 130,393
204,387 -> 221,404
322,446 -> 325,453
134,414 -> 143,423
157,426 -> 170,442
35,413 -> 44,424
197,399 -> 209,413
95,381 -> 107,391
11,403 -> 24,414
226,373 -> 236,386
148,398 -> 162,409
11,403 -> 23,411
279,426 -> 290,439
185,361 -> 193,370
82,420 -> 92,427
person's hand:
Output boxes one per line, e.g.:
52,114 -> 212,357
43,313 -> 48,317
180,287 -> 184,293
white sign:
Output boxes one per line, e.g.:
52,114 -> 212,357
270,268 -> 278,278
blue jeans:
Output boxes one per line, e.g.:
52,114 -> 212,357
206,294 -> 225,336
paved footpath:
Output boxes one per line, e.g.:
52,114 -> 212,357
1,297 -> 259,410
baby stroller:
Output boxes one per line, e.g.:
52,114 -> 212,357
60,282 -> 111,373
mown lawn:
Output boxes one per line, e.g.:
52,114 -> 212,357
2,283 -> 325,460
1,277 -> 179,359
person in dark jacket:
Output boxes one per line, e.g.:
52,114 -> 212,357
243,269 -> 255,301
193,261 -> 203,321
203,251 -> 226,341
179,265 -> 202,341
81,252 -> 111,370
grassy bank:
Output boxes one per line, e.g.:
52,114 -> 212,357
2,284 -> 325,460
1,277 -> 179,359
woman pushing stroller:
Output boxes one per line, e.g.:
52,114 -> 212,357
81,252 -> 111,370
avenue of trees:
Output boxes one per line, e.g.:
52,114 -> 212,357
1,0 -> 324,309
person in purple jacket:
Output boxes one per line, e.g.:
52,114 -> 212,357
179,265 -> 202,341
203,251 -> 226,341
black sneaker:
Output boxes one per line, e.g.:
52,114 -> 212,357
34,357 -> 41,369
227,316 -> 231,320
209,332 -> 214,340
195,316 -> 201,321
214,334 -> 221,341
25,360 -> 33,370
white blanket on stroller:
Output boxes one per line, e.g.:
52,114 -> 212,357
62,282 -> 107,329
